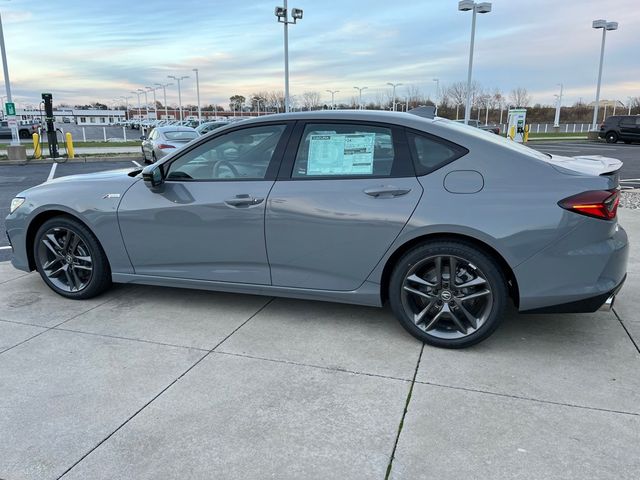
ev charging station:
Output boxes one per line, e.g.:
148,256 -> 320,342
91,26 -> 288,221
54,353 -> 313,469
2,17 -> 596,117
42,93 -> 59,158
507,108 -> 527,143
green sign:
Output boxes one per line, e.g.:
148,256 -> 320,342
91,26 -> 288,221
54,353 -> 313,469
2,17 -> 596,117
5,102 -> 15,116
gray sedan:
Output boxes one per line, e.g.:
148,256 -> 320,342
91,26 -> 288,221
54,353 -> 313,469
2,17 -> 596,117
141,126 -> 198,163
6,111 -> 628,348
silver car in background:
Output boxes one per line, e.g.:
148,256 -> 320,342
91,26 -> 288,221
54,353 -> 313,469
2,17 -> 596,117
6,111 -> 628,348
141,125 -> 198,163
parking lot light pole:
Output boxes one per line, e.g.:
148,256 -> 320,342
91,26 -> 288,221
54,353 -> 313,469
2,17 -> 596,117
591,19 -> 618,131
146,86 -> 159,120
0,11 -> 19,145
275,2 -> 303,113
155,83 -> 172,120
131,91 -> 142,123
628,97 -> 633,115
326,89 -> 339,110
458,1 -> 492,125
168,75 -> 189,121
553,83 -> 563,128
386,83 -> 402,111
137,88 -> 149,121
354,86 -> 368,110
433,78 -> 440,114
192,68 -> 201,123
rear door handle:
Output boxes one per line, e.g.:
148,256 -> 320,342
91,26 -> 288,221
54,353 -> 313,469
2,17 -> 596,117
363,186 -> 411,198
224,194 -> 264,208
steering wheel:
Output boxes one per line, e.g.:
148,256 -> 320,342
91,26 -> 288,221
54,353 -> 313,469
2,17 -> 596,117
212,160 -> 240,178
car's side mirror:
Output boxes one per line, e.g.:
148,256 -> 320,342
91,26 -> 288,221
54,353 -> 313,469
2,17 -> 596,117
142,164 -> 163,189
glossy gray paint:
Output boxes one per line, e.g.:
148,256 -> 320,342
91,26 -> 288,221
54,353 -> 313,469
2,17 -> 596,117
5,110 -> 628,312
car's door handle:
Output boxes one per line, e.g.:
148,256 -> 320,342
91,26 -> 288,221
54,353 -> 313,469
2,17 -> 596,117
224,194 -> 264,208
363,186 -> 412,198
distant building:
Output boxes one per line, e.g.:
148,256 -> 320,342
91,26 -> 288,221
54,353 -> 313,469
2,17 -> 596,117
15,108 -> 126,125
587,99 -> 625,109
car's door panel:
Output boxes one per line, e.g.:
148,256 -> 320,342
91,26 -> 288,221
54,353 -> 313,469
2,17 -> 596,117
265,121 -> 421,291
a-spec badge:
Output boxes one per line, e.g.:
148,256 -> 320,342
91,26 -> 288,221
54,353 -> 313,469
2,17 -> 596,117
102,193 -> 121,199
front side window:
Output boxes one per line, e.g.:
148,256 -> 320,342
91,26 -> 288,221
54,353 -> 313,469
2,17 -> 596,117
166,124 -> 286,181
292,123 -> 395,178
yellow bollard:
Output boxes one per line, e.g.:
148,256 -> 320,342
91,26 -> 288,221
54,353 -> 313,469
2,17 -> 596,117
65,132 -> 75,159
509,126 -> 515,140
524,124 -> 530,143
32,133 -> 41,159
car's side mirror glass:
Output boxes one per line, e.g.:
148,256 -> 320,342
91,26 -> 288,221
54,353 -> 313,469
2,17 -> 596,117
142,164 -> 163,189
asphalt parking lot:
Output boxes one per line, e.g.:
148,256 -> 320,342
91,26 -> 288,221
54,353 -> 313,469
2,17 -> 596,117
0,210 -> 638,480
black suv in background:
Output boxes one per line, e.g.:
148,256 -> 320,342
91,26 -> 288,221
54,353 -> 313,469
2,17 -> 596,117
598,115 -> 640,144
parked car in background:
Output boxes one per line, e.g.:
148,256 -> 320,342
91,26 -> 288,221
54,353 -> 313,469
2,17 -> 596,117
196,121 -> 230,135
141,125 -> 198,163
455,119 -> 500,134
598,115 -> 640,143
0,120 -> 39,139
6,111 -> 628,349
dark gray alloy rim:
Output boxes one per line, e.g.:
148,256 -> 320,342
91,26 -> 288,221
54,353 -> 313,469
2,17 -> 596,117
401,255 -> 493,339
37,227 -> 93,292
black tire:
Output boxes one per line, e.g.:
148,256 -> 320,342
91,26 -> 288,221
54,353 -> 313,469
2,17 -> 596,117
33,216 -> 112,299
389,241 -> 508,349
605,131 -> 618,143
142,147 -> 149,164
152,152 -> 157,163
19,129 -> 30,139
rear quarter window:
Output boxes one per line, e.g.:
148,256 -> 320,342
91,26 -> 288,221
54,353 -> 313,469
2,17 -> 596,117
406,130 -> 468,176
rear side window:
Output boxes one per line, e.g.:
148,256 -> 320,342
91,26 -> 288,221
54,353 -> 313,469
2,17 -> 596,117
292,123 -> 395,178
620,117 -> 635,126
407,131 -> 468,175
165,131 -> 198,141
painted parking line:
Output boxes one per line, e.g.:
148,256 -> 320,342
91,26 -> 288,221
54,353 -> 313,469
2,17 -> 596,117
47,163 -> 57,181
0,246 -> 12,250
131,160 -> 141,167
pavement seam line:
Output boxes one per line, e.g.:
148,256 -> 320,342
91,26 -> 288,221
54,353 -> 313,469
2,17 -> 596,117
0,272 -> 30,284
56,297 -> 274,480
215,350 -> 413,384
415,381 -> 640,417
0,288 -> 133,356
385,342 -> 424,480
612,307 -> 640,355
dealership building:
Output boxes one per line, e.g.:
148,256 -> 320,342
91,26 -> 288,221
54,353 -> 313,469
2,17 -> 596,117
15,108 -> 126,125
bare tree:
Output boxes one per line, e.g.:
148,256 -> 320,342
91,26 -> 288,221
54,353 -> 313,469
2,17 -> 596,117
509,87 -> 532,108
302,91 -> 321,111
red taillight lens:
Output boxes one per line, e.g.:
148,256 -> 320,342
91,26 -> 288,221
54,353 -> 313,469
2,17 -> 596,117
558,189 -> 620,220
158,144 -> 175,149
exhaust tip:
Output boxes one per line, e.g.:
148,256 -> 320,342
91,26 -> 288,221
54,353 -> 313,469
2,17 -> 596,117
599,294 -> 616,312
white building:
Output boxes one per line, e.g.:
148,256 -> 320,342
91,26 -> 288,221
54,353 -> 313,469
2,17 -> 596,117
15,108 -> 126,125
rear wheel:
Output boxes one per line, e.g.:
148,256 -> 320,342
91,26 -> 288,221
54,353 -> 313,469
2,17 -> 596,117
389,241 -> 508,348
34,216 -> 112,299
152,152 -> 157,163
605,131 -> 618,143
19,129 -> 30,139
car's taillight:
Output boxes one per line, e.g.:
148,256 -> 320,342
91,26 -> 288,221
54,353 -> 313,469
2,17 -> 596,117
558,189 -> 620,220
158,144 -> 175,149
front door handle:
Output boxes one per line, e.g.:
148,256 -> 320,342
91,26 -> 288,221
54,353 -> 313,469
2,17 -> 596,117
224,194 -> 264,208
363,185 -> 411,198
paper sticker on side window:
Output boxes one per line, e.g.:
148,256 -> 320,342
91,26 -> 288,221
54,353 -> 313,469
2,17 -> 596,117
307,133 -> 375,175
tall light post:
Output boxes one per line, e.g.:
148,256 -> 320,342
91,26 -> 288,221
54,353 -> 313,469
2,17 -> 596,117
553,83 -> 563,128
275,2 -> 303,113
119,95 -> 131,120
433,78 -> 440,114
0,10 -> 18,145
192,68 -> 201,123
168,75 -> 189,121
137,88 -> 149,121
146,86 -> 159,120
458,1 -> 492,125
354,86 -> 368,110
628,97 -> 633,115
155,82 -> 172,120
131,90 -> 142,122
386,82 -> 402,111
591,19 -> 618,130
326,89 -> 339,110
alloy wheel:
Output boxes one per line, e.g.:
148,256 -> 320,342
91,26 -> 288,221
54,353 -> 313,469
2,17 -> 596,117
36,227 -> 93,292
400,255 -> 493,340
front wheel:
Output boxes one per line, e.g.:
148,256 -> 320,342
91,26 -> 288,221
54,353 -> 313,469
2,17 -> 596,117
605,132 -> 618,143
389,241 -> 508,348
34,216 -> 112,299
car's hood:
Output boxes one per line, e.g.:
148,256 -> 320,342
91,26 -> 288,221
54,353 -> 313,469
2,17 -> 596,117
546,154 -> 622,176
44,167 -> 139,185
19,168 -> 141,198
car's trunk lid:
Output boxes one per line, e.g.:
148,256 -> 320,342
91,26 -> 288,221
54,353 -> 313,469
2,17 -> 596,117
545,154 -> 622,177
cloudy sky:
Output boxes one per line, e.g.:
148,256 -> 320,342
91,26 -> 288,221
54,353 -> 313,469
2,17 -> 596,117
2,0 -> 638,108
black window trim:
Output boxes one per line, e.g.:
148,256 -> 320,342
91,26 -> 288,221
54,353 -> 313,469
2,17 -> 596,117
161,121 -> 294,183
404,127 -> 469,176
278,119 -> 415,181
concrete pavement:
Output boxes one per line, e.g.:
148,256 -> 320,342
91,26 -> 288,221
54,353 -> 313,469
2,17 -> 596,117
0,210 -> 638,479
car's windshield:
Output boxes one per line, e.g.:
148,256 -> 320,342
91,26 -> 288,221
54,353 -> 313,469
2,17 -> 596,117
436,118 -> 551,160
164,131 -> 198,141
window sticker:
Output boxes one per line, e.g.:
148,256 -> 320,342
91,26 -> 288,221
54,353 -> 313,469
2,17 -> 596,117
306,133 -> 376,175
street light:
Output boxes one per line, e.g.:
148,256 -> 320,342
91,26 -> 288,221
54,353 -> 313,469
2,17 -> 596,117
628,96 -> 633,115
131,90 -> 142,123
155,83 -> 172,120
458,0 -> 492,125
353,86 -> 368,110
326,89 -> 339,110
433,78 -> 440,115
553,83 -> 563,128
591,19 -> 618,130
275,1 -> 303,113
137,88 -> 149,121
146,86 -> 159,120
192,68 -> 201,123
168,75 -> 189,121
0,10 -> 18,145
387,82 -> 403,111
